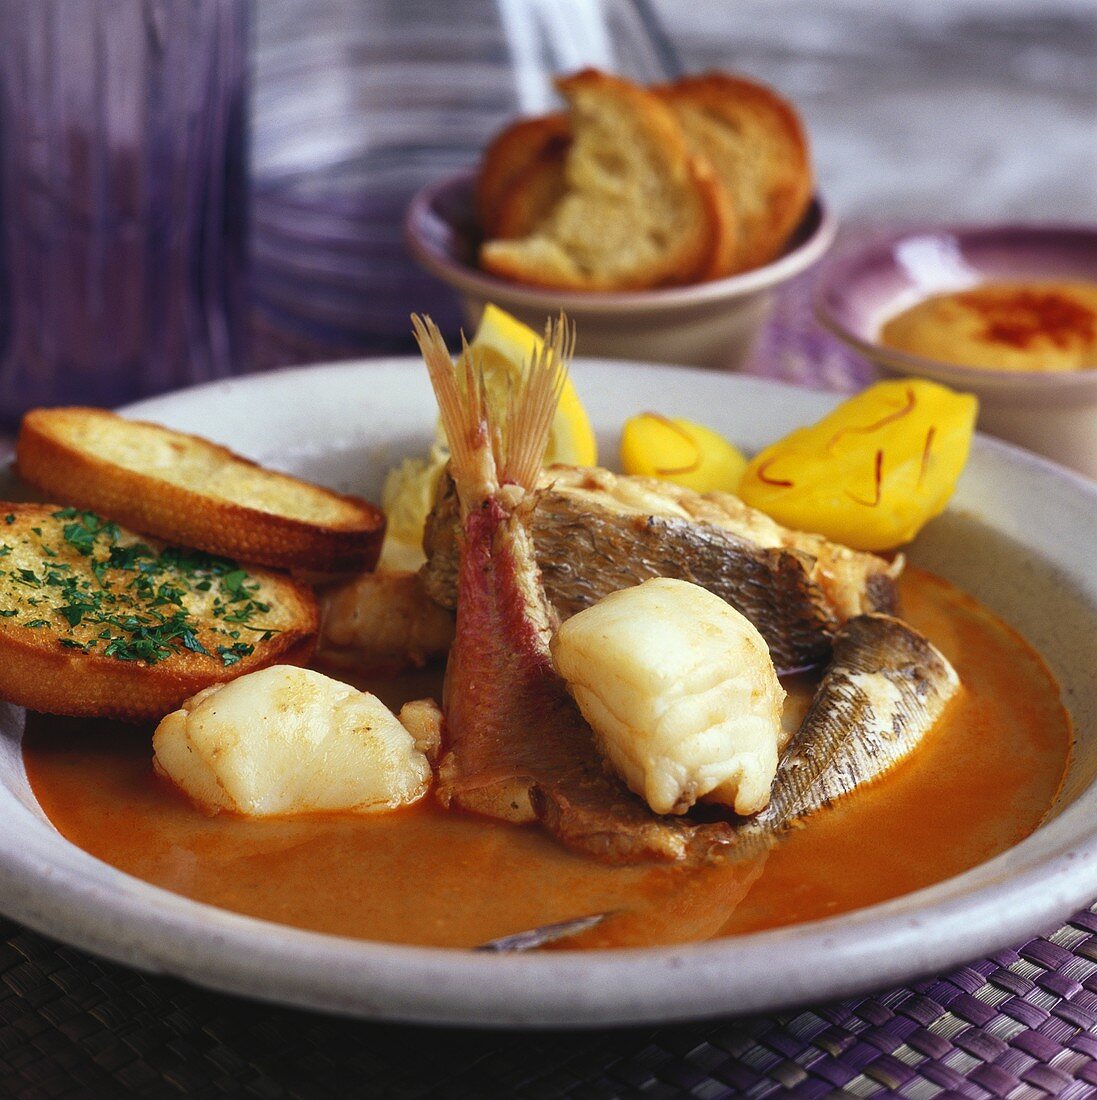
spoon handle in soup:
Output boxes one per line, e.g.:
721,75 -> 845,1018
475,913 -> 610,953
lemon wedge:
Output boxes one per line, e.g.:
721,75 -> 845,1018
620,413 -> 747,494
380,305 -> 597,568
473,304 -> 597,467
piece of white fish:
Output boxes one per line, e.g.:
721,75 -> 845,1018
551,578 -> 787,817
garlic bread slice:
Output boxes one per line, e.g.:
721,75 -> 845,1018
0,504 -> 317,720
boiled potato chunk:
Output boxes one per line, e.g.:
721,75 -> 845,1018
153,665 -> 432,816
738,378 -> 977,551
620,413 -> 747,493
550,578 -> 785,816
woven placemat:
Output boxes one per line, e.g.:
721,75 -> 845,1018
4,907 -> 1097,1098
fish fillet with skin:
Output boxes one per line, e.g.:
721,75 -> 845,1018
422,465 -> 901,673
412,314 -> 740,864
733,612 -> 961,855
537,606 -> 958,864
550,577 -> 787,818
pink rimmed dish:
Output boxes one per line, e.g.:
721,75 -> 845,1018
815,224 -> 1097,479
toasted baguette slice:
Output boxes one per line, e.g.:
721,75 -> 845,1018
686,163 -> 738,283
484,110 -> 735,279
480,70 -> 735,291
475,113 -> 571,238
17,407 -> 385,572
659,73 -> 812,274
0,504 -> 318,721
492,140 -> 569,241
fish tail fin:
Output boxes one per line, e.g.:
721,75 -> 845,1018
412,312 -> 575,504
501,313 -> 574,491
413,314 -> 497,504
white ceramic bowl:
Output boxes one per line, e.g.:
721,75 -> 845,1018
405,171 -> 836,370
815,224 -> 1097,479
0,360 -> 1094,1027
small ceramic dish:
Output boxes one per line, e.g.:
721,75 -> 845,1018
815,224 -> 1097,479
405,170 -> 836,371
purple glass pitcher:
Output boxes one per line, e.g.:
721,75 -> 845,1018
0,0 -> 250,424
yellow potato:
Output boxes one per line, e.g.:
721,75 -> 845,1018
620,413 -> 747,493
738,379 -> 977,551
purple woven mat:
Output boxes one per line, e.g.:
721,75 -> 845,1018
3,909 -> 1097,1097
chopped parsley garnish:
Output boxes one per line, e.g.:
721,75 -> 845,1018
0,511 -> 277,667
216,642 -> 254,667
58,603 -> 90,626
59,510 -> 119,557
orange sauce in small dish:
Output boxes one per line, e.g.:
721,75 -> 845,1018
22,568 -> 1071,950
880,281 -> 1097,372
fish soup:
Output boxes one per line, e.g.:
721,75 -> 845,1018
23,568 -> 1070,949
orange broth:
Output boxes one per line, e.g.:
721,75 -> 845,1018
22,568 -> 1071,949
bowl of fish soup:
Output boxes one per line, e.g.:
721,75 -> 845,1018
0,360 -> 1093,1025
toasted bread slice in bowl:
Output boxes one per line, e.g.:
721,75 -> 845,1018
480,70 -> 735,292
481,110 -> 737,279
659,72 -> 812,274
17,407 -> 385,572
491,143 -> 570,241
476,113 -> 571,238
0,503 -> 317,721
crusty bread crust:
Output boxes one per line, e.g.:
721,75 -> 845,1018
480,69 -> 734,292
491,142 -> 569,240
475,113 -> 571,237
17,407 -> 385,572
686,154 -> 739,282
659,73 -> 812,273
0,504 -> 318,721
0,625 -> 316,723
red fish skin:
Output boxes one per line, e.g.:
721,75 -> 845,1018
439,494 -> 739,864
438,498 -> 588,806
411,311 -> 738,864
